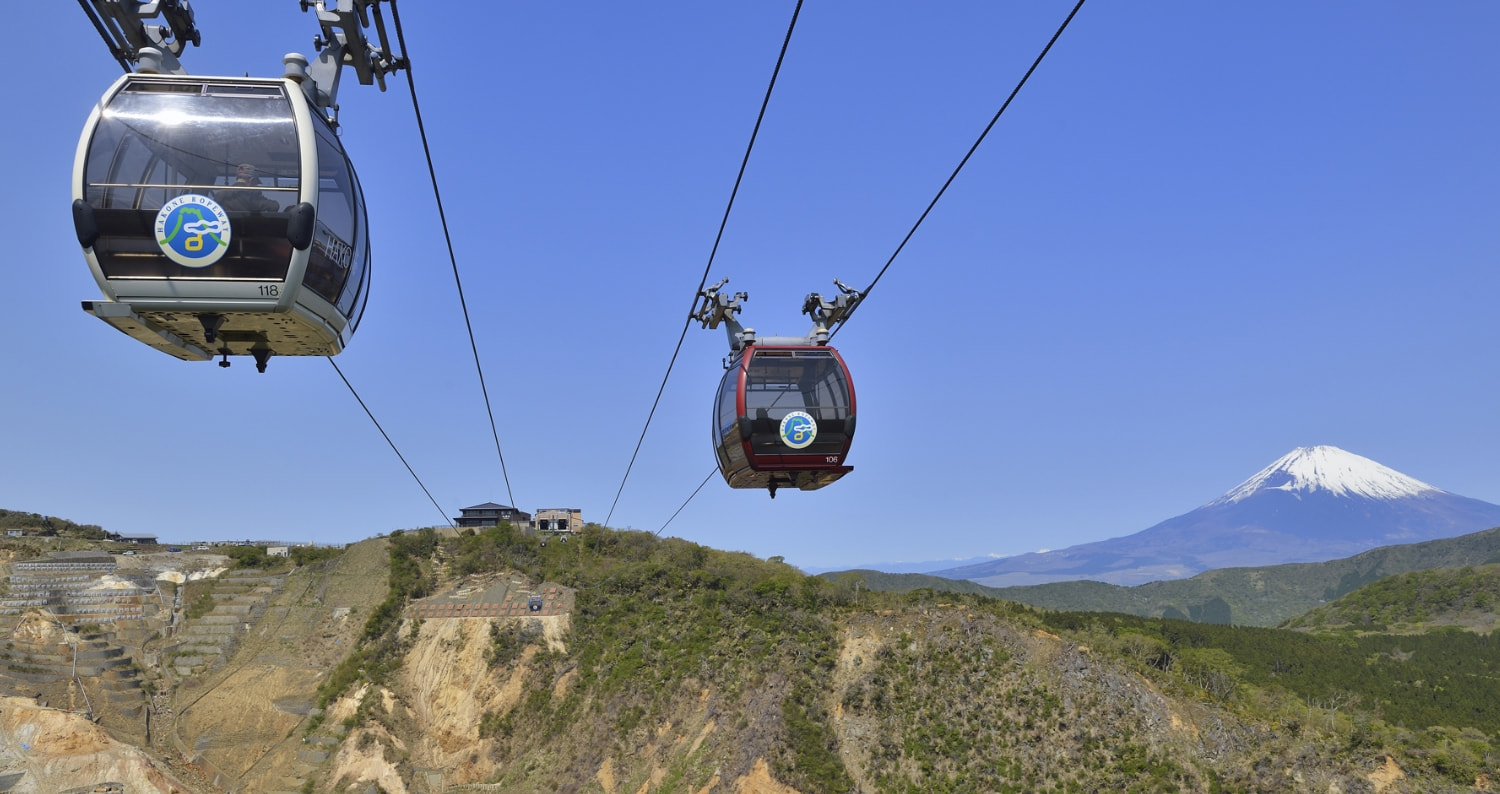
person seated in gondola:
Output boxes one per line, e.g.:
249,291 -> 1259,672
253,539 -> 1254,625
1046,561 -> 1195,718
216,163 -> 279,212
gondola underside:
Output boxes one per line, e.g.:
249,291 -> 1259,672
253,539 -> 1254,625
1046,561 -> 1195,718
82,301 -> 344,360
724,466 -> 853,492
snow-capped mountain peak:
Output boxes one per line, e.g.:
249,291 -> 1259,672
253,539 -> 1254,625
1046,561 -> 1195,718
1208,446 -> 1441,506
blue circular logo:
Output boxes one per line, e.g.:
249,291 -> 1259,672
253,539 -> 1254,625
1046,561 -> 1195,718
154,194 -> 232,267
779,411 -> 818,449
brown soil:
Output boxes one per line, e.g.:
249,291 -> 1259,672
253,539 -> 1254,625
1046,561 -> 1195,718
0,696 -> 199,793
170,538 -> 391,793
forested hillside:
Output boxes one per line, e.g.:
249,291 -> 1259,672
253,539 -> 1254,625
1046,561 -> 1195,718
302,524 -> 1499,792
1285,564 -> 1500,634
0,508 -> 105,539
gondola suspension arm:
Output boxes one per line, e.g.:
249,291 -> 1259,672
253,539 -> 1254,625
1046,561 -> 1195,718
694,277 -> 863,357
692,277 -> 751,354
79,0 -> 200,75
297,0 -> 408,124
802,279 -> 863,343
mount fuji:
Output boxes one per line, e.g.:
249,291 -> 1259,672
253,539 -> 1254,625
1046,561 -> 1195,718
933,446 -> 1500,588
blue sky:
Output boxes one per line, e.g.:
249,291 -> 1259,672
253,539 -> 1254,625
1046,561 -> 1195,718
3,2 -> 1497,571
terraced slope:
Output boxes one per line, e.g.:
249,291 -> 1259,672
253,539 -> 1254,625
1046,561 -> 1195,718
170,537 -> 390,794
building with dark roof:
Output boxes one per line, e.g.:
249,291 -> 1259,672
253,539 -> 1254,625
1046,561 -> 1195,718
112,533 -> 158,545
454,503 -> 532,528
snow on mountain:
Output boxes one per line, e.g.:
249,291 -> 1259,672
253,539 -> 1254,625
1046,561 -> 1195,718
921,446 -> 1500,588
1208,445 -> 1440,506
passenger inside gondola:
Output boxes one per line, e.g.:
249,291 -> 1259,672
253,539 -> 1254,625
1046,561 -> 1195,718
217,163 -> 279,212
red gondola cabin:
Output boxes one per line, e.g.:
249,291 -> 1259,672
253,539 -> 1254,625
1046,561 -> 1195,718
712,345 -> 856,495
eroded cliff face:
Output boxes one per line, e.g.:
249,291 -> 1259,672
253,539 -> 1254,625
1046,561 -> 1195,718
319,606 -> 819,794
0,696 -> 194,793
313,600 -> 1439,794
11,610 -> 70,645
402,615 -> 563,779
323,614 -> 569,791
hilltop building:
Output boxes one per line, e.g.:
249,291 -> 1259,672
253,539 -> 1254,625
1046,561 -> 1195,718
108,532 -> 159,545
536,508 -> 583,534
455,503 -> 532,528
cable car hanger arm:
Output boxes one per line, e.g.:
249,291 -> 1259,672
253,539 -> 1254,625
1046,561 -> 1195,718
692,277 -> 751,352
802,279 -> 863,341
80,0 -> 201,75
298,0 -> 408,122
695,278 -> 862,354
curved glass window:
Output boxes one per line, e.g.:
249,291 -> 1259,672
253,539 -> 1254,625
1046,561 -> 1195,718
338,139 -> 370,320
743,349 -> 852,456
715,357 -> 743,441
343,160 -> 372,325
303,122 -> 366,310
82,79 -> 301,280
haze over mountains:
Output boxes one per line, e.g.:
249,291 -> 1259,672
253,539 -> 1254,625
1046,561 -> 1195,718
927,446 -> 1500,587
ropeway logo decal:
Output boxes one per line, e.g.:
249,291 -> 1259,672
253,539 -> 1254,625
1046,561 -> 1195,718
779,411 -> 817,449
155,194 -> 231,267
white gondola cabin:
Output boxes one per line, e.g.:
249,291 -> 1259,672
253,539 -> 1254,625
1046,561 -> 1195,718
72,72 -> 371,371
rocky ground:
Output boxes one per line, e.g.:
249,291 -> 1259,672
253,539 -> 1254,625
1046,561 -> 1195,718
0,696 -> 197,794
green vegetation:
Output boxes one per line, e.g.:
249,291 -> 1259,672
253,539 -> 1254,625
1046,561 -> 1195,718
486,620 -> 540,668
316,523 -> 1500,792
1285,564 -> 1500,633
290,544 -> 344,567
1036,609 -> 1500,786
1042,611 -> 1500,738
185,590 -> 217,621
314,529 -> 436,709
838,526 -> 1500,627
330,524 -> 862,792
450,522 -> 532,577
479,526 -> 857,793
221,544 -> 344,570
0,509 -> 105,539
0,539 -> 42,564
222,545 -> 274,569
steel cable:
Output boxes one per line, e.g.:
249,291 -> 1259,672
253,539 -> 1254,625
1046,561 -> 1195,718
831,0 -> 1087,339
659,0 -> 1089,530
604,0 -> 806,527
328,358 -> 453,527
390,0 -> 518,509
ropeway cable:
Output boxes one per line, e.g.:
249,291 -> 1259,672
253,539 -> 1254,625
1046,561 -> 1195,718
604,0 -> 807,528
657,0 -> 1088,529
328,358 -> 454,527
831,0 -> 1088,339
657,468 -> 718,536
389,0 -> 518,510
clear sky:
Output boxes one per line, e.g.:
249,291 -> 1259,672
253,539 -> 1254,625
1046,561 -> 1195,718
3,2 -> 1497,571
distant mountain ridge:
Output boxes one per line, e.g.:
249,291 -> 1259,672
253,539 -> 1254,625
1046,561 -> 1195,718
932,446 -> 1500,587
798,556 -> 1000,576
824,525 -> 1500,627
